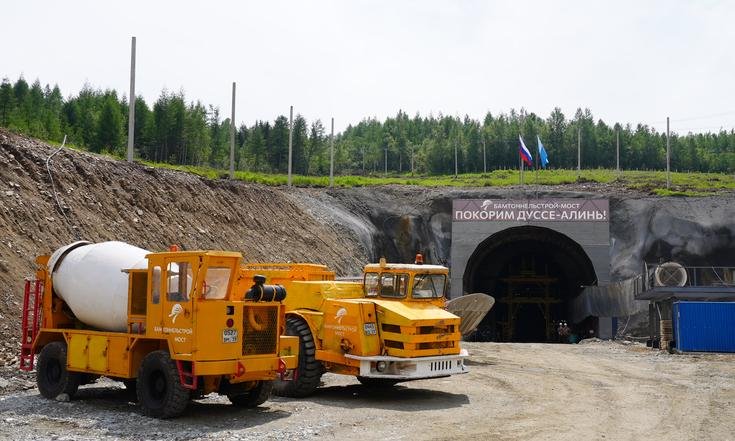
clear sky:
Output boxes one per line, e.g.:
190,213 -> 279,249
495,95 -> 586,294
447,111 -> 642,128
2,0 -> 734,134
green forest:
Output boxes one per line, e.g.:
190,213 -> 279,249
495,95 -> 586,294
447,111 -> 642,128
1,76 -> 734,175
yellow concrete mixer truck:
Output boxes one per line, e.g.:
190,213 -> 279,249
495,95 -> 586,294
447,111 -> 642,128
237,254 -> 471,397
19,241 -> 298,418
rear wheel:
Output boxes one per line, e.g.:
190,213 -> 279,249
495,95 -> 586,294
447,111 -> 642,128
36,341 -> 81,399
273,317 -> 322,397
136,351 -> 190,418
227,381 -> 273,407
357,377 -> 400,388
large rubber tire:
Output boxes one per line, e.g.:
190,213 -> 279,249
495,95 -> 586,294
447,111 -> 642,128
273,316 -> 322,398
357,377 -> 400,388
227,380 -> 273,407
36,341 -> 81,399
136,351 -> 190,418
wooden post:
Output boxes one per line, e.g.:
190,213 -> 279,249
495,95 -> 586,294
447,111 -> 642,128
288,106 -> 293,186
229,82 -> 235,179
329,117 -> 334,188
126,36 -> 136,163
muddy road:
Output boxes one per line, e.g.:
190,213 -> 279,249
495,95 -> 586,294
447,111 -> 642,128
1,341 -> 733,441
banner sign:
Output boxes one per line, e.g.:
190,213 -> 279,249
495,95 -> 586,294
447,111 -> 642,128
452,199 -> 609,223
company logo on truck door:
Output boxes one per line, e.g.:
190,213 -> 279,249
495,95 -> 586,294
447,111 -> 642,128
335,307 -> 348,324
168,303 -> 183,323
325,308 -> 357,335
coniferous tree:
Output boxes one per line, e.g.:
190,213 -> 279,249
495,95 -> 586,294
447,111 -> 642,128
0,78 -> 15,127
94,92 -> 123,153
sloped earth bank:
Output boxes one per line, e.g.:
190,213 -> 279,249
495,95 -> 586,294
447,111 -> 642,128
0,341 -> 733,441
0,129 -> 368,367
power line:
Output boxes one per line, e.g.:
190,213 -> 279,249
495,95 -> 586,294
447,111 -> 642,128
649,109 -> 735,125
672,110 -> 735,123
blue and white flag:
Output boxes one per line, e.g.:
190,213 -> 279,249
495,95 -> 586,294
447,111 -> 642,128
537,136 -> 549,168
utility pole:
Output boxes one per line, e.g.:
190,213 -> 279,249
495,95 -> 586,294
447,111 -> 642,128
519,113 -> 525,185
288,106 -> 293,186
410,144 -> 414,176
577,127 -> 581,179
616,128 -> 620,175
384,146 -> 388,177
361,146 -> 365,174
454,142 -> 458,178
666,116 -> 671,189
329,117 -> 334,188
126,36 -> 136,163
482,135 -> 487,174
229,82 -> 235,179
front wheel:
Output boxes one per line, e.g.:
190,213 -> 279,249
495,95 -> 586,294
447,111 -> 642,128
36,341 -> 81,399
227,381 -> 273,407
136,351 -> 190,418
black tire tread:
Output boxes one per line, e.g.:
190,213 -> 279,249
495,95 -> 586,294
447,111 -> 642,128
136,350 -> 190,418
273,316 -> 322,398
36,341 -> 81,399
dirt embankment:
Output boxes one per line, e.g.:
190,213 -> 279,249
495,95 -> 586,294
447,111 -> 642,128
0,129 -> 367,366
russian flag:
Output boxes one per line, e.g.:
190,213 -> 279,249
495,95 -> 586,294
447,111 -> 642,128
519,135 -> 533,167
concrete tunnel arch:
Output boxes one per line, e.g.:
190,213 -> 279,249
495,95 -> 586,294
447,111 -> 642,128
463,226 -> 598,342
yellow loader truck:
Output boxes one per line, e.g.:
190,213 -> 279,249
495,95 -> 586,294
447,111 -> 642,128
19,241 -> 298,418
238,254 -> 467,397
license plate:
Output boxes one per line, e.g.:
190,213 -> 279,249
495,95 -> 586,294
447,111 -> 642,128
364,323 -> 377,336
222,328 -> 238,343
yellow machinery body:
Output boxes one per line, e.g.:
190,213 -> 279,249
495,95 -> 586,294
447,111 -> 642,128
26,249 -> 298,417
238,259 -> 467,395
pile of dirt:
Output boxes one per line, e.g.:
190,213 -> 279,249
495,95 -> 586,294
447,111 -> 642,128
0,129 -> 367,367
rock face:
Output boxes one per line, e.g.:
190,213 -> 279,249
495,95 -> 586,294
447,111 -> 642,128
612,197 -> 735,277
299,187 -> 735,276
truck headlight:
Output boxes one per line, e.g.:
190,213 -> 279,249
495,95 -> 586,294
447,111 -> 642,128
376,361 -> 388,372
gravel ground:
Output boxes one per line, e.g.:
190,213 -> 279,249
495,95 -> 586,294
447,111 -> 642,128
1,341 -> 733,441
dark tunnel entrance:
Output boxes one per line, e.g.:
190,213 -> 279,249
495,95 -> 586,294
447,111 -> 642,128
464,226 -> 598,342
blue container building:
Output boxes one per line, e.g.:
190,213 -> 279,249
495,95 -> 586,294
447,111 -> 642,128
672,301 -> 735,353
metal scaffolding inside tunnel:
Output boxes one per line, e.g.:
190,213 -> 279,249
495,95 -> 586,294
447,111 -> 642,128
464,226 -> 598,342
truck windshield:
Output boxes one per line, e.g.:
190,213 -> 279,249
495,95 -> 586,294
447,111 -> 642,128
380,273 -> 408,298
412,274 -> 446,299
203,266 -> 232,300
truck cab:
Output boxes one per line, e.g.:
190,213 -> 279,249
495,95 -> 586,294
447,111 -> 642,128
363,258 -> 449,307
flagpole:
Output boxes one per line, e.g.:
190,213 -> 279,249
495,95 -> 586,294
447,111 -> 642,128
519,146 -> 523,185
535,140 -> 539,197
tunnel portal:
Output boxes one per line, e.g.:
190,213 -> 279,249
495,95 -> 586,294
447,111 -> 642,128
450,198 -> 611,342
464,226 -> 597,342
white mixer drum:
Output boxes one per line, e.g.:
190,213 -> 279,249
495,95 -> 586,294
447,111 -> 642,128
49,241 -> 150,332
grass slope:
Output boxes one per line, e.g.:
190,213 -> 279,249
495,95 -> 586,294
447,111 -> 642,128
138,161 -> 734,195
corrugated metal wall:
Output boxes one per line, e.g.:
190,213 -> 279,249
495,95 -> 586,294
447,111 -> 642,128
673,301 -> 735,353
